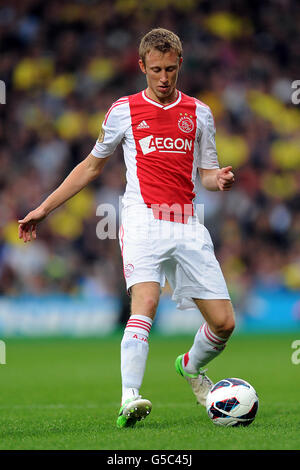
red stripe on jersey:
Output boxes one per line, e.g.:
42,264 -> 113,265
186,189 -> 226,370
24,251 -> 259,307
129,92 -> 197,222
119,224 -> 127,282
196,99 -> 215,128
104,98 -> 128,125
195,98 -> 209,109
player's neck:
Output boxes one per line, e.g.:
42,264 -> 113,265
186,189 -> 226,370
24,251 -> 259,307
145,87 -> 178,106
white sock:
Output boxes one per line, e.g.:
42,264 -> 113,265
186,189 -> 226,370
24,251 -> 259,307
183,323 -> 228,374
121,315 -> 152,404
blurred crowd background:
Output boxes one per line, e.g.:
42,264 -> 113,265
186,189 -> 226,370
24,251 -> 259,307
0,0 -> 299,322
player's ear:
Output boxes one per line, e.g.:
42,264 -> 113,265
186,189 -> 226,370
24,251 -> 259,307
178,57 -> 183,68
139,59 -> 146,74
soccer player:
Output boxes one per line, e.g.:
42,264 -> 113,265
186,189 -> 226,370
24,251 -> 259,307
18,28 -> 235,428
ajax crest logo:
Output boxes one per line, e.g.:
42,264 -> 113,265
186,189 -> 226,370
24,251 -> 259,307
124,263 -> 134,278
178,113 -> 194,133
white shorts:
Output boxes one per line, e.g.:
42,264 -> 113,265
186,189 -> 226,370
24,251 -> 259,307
119,205 -> 230,310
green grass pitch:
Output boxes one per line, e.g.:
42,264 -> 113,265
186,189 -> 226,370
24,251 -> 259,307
0,332 -> 299,450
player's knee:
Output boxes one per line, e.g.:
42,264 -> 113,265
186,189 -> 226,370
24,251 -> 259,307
213,316 -> 235,338
224,317 -> 235,336
143,296 -> 159,315
132,296 -> 158,316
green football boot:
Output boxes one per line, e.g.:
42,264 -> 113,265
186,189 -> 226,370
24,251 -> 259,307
116,396 -> 152,428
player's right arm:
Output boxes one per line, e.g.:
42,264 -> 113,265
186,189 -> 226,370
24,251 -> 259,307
18,96 -> 128,243
18,153 -> 109,243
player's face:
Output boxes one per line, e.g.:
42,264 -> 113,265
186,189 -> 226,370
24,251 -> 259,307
139,48 -> 183,104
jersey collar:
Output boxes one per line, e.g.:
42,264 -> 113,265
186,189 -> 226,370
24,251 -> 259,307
142,89 -> 182,110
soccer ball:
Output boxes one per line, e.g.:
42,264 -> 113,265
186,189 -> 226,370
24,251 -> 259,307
206,378 -> 259,427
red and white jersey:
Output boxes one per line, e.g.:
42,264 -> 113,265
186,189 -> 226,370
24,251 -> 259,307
92,90 -> 219,221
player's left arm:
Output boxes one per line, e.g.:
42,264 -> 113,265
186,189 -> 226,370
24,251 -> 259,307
197,105 -> 234,192
199,166 -> 235,191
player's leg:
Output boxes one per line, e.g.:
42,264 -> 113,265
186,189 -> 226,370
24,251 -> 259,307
117,205 -> 168,427
117,281 -> 160,428
173,221 -> 235,405
183,298 -> 235,372
176,299 -> 235,406
130,281 -> 160,320
121,281 -> 160,402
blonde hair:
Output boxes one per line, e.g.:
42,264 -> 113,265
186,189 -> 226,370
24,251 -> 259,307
139,28 -> 182,65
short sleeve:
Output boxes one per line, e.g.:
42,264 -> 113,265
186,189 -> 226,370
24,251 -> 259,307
198,108 -> 219,169
91,100 -> 128,159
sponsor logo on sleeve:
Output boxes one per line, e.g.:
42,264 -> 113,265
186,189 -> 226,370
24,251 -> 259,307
97,127 -> 105,143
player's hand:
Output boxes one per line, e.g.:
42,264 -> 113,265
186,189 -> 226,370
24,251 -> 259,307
216,166 -> 235,191
18,207 -> 47,243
